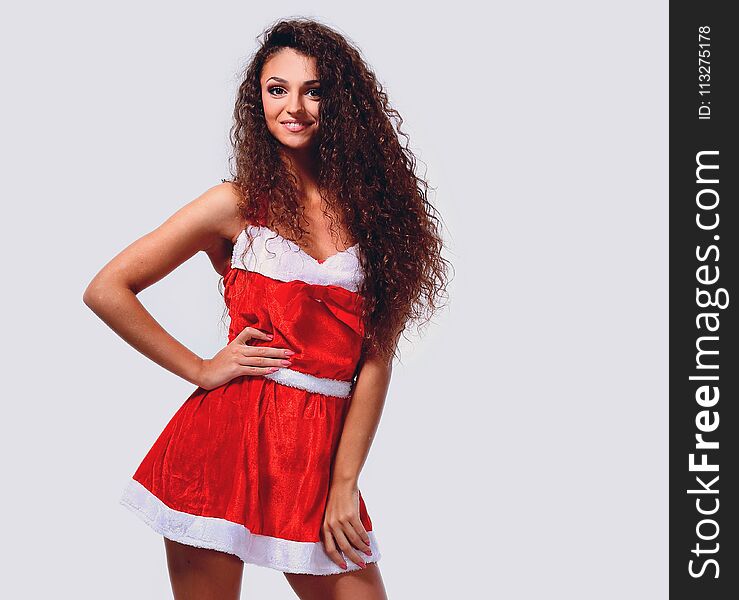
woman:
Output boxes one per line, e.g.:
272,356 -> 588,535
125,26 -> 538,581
84,17 -> 449,600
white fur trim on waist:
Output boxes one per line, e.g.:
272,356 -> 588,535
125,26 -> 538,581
264,367 -> 353,398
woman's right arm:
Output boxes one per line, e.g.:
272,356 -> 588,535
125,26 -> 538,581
82,182 -> 293,389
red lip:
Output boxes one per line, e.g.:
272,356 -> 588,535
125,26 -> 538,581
281,121 -> 311,133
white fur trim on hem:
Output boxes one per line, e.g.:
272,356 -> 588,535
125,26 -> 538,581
264,367 -> 353,398
119,478 -> 381,576
231,225 -> 364,292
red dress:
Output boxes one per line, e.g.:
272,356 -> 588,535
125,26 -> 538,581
119,224 -> 380,575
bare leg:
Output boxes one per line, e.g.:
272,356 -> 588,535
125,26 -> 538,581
164,537 -> 244,600
284,563 -> 388,600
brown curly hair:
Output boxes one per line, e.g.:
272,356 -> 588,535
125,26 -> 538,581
221,17 -> 451,360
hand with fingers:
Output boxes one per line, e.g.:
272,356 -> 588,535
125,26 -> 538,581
321,480 -> 374,571
197,326 -> 294,391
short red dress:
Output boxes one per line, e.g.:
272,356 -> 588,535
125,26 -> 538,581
119,223 -> 381,575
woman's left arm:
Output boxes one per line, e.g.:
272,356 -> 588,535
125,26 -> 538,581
321,352 -> 393,569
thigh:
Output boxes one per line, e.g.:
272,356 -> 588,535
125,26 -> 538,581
284,563 -> 388,600
164,537 -> 244,600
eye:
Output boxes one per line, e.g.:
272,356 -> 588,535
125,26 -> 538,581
267,85 -> 286,96
307,88 -> 321,98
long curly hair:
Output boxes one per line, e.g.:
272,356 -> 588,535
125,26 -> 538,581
221,17 -> 451,360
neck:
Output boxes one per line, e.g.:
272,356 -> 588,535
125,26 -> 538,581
281,146 -> 320,197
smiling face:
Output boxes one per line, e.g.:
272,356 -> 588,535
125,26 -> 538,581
260,48 -> 321,152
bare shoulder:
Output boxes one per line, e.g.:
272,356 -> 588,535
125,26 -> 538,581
192,181 -> 249,245
84,181 -> 250,295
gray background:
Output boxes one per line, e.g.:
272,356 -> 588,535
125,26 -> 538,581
0,1 -> 667,598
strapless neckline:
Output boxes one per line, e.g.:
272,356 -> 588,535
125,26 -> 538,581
244,224 -> 359,265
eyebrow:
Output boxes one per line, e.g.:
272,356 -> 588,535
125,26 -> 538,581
266,77 -> 320,85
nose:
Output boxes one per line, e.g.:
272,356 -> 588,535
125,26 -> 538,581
286,91 -> 306,117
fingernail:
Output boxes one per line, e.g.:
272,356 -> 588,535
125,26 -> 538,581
268,367 -> 279,373
364,549 -> 372,556
358,561 -> 367,569
285,350 -> 295,356
281,360 -> 292,366
340,562 -> 347,570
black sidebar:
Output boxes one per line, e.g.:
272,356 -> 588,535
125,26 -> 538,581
670,4 -> 738,599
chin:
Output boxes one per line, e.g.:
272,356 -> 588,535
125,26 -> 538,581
277,136 -> 317,151
267,125 -> 318,150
